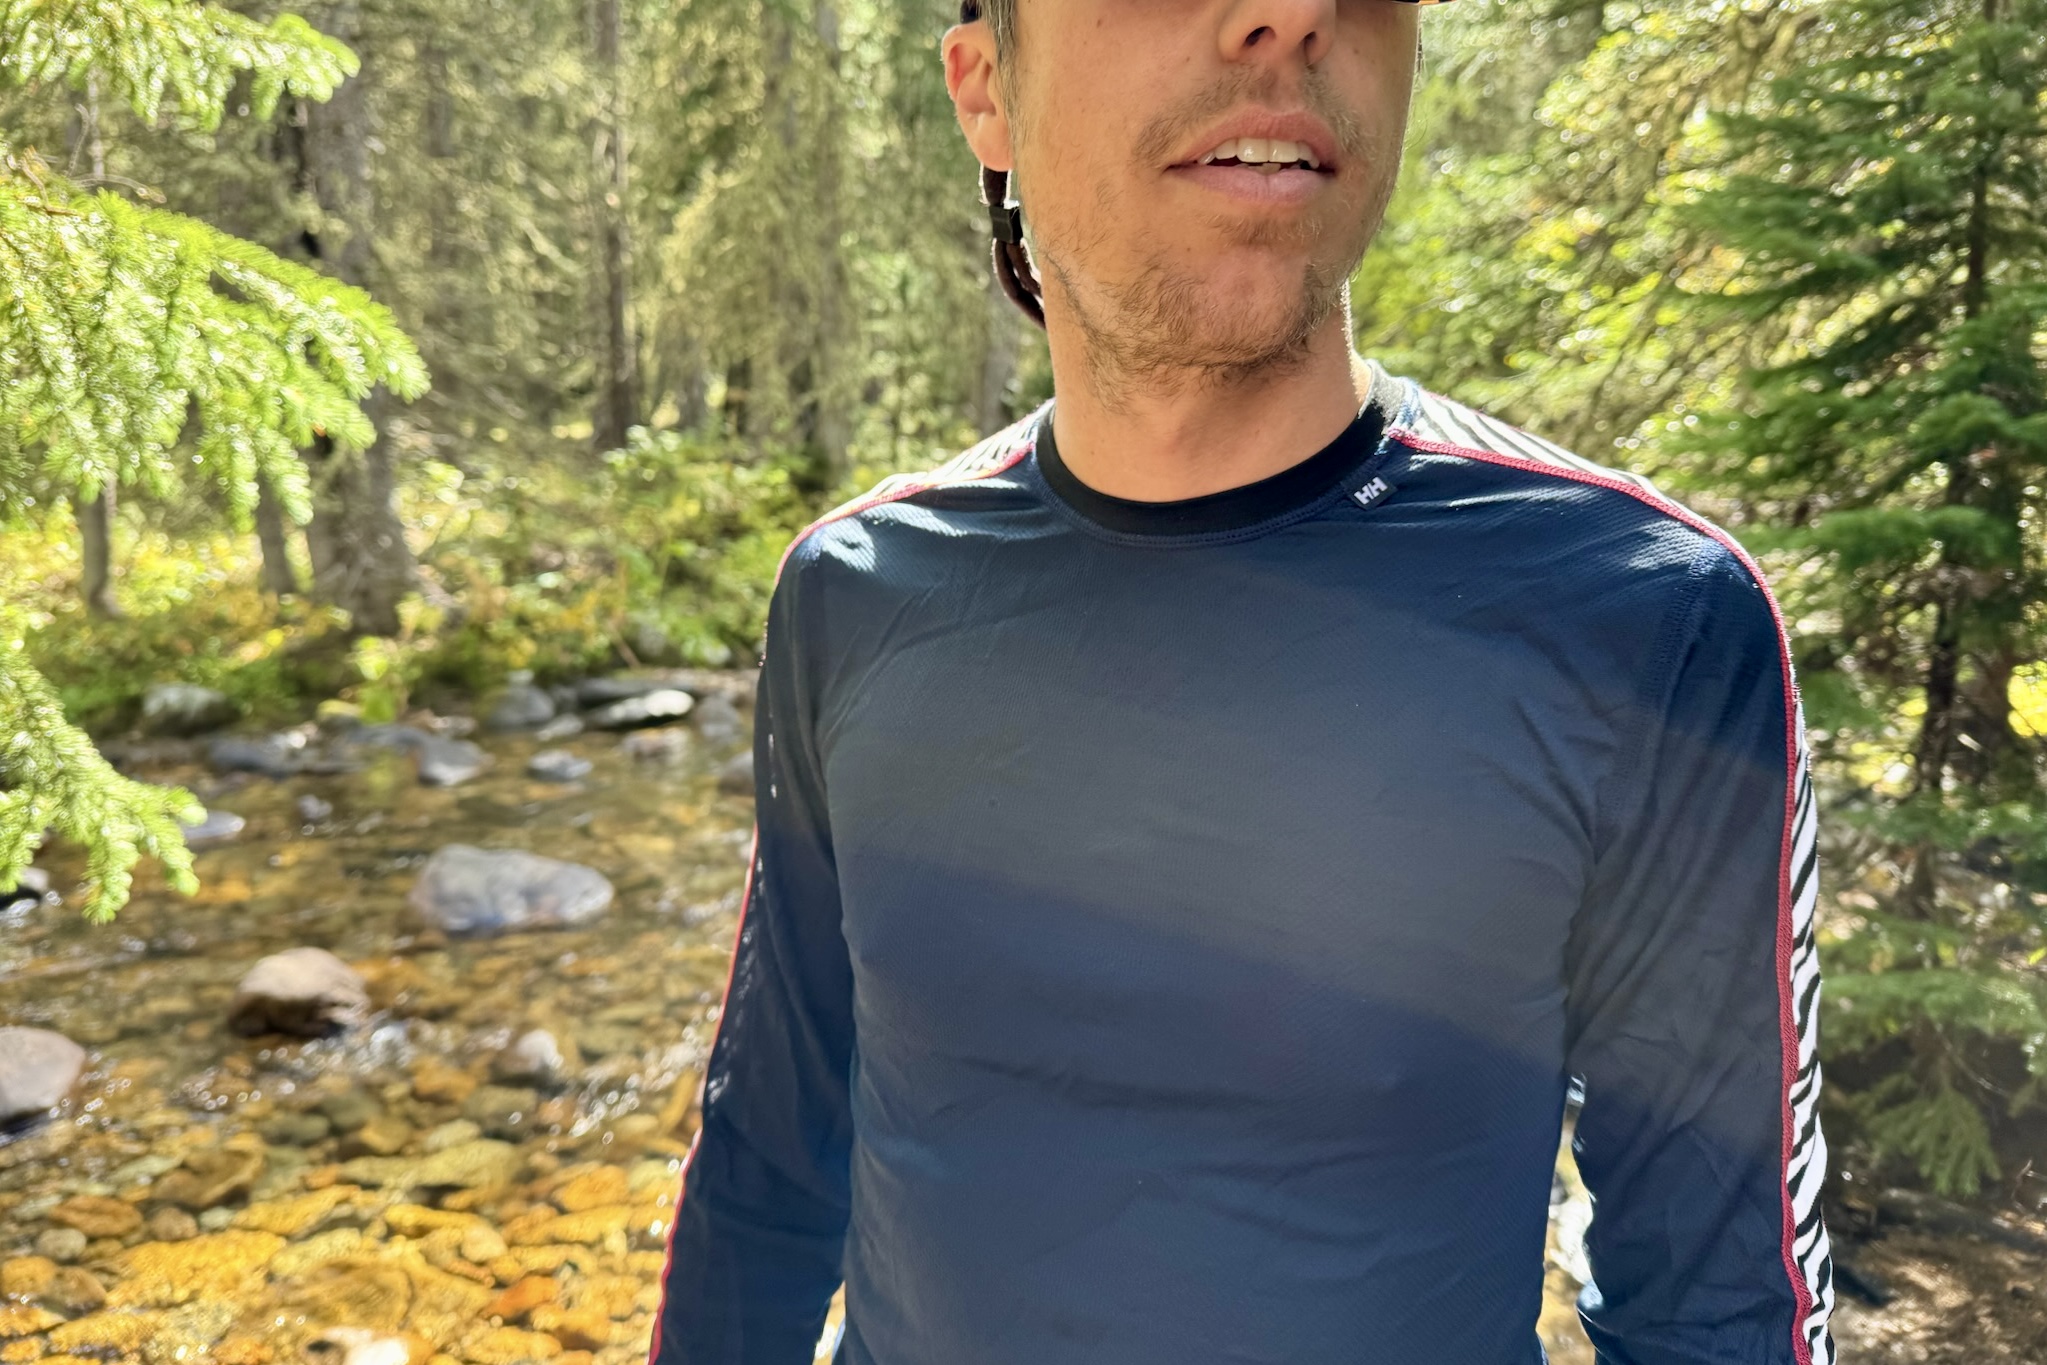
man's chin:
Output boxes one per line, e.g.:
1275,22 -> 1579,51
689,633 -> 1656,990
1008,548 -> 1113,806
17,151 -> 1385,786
1157,271 -> 1344,369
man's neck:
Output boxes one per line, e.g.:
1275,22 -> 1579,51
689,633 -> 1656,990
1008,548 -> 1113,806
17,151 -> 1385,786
1043,313 -> 1374,503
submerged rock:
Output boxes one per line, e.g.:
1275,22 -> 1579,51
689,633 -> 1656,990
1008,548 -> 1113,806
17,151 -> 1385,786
141,683 -> 239,737
407,845 -> 614,936
149,1143 -> 267,1212
46,1195 -> 142,1239
180,808 -> 247,847
621,729 -> 689,764
526,749 -> 592,784
296,793 -> 335,824
207,733 -> 303,779
462,1084 -> 541,1140
258,1111 -> 332,1148
337,1137 -> 520,1191
415,736 -> 488,787
33,1228 -> 87,1264
350,723 -> 431,752
0,1027 -> 87,1129
717,750 -> 756,797
692,692 -> 746,746
487,679 -> 557,732
586,688 -> 694,731
534,713 -> 584,743
229,947 -> 368,1038
491,1029 -> 567,1087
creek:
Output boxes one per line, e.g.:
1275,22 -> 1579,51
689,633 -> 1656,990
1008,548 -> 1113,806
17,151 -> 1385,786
0,684 -> 2037,1363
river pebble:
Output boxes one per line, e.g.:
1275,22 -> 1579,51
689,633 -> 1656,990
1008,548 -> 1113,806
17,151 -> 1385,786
586,688 -> 694,731
32,1228 -> 86,1264
417,736 -> 489,786
207,733 -> 304,779
0,1027 -> 87,1129
486,678 -> 557,732
408,845 -> 614,935
527,749 -> 592,783
491,1029 -> 567,1087
45,1195 -> 141,1239
229,947 -> 368,1037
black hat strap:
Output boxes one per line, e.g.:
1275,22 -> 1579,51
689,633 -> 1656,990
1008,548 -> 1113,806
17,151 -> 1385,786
982,165 -> 1046,329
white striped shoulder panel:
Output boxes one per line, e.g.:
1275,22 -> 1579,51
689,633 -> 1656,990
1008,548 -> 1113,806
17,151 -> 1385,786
1403,389 -> 1667,501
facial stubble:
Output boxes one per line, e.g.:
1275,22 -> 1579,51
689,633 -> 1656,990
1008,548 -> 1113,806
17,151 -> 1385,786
1025,65 -> 1400,408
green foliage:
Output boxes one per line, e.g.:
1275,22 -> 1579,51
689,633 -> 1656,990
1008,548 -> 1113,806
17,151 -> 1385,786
0,1 -> 425,919
1372,0 -> 2047,1195
0,0 -> 354,129
0,605 -> 200,923
1858,1079 -> 2004,1199
412,427 -> 814,692
1687,0 -> 2047,1191
0,152 -> 428,518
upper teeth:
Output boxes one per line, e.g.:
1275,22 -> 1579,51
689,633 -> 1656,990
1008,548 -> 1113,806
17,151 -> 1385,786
1199,138 -> 1319,168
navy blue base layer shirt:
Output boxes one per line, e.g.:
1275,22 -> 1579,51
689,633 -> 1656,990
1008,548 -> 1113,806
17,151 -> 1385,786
650,368 -> 1836,1365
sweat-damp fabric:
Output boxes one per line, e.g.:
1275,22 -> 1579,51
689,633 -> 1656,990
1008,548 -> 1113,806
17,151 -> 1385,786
650,368 -> 1835,1365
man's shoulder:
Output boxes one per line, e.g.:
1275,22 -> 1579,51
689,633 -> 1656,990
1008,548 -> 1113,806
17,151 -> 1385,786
1390,381 -> 1669,504
1385,379 -> 1786,644
778,406 -> 1046,582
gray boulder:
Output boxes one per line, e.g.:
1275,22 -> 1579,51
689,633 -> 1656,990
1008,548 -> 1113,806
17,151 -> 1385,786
207,733 -> 303,779
229,947 -> 368,1037
408,844 -> 614,935
180,809 -> 247,847
416,736 -> 488,787
587,688 -> 694,731
574,676 -> 674,709
141,683 -> 239,737
0,1028 -> 87,1128
527,750 -> 592,784
486,682 -> 556,732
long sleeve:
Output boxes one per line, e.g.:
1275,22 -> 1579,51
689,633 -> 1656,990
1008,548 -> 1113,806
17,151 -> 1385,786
651,552 -> 855,1364
1565,543 -> 1835,1365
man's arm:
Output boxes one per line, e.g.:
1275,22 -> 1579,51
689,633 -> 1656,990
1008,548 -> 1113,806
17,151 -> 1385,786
1565,543 -> 1835,1365
651,555 -> 854,1364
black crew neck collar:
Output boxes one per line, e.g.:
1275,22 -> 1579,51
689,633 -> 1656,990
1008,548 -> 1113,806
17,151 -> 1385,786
1034,368 -> 1398,539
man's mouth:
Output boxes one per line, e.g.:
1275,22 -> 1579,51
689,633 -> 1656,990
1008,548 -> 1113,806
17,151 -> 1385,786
1192,138 -> 1323,174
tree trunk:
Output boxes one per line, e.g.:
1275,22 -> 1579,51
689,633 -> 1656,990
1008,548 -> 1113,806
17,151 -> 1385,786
291,2 -> 416,637
73,73 -> 121,619
589,0 -> 641,451
305,414 -> 411,639
254,471 -> 301,596
77,488 -> 121,619
793,0 -> 851,486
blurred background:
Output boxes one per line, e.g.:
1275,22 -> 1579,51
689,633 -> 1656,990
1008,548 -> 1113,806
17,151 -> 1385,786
1,1 -> 2044,1361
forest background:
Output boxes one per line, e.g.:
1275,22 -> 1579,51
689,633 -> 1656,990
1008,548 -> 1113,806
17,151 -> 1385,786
3,0 -> 2045,1226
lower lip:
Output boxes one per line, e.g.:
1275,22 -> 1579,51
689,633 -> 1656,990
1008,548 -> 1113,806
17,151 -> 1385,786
1165,163 -> 1333,207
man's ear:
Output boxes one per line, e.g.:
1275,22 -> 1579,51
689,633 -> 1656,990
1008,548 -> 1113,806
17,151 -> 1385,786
943,21 -> 1014,174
